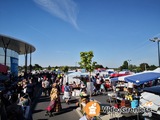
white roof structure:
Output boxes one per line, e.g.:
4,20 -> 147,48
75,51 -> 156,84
0,34 -> 36,73
0,34 -> 36,54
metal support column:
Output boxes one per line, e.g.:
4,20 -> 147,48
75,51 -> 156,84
25,44 -> 29,74
25,54 -> 28,74
1,37 -> 11,66
157,41 -> 160,67
30,47 -> 32,73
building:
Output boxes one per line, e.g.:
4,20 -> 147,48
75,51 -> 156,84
0,34 -> 36,76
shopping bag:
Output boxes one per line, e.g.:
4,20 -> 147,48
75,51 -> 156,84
46,100 -> 56,112
61,85 -> 64,93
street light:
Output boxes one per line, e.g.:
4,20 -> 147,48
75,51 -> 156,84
150,37 -> 160,67
127,59 -> 131,70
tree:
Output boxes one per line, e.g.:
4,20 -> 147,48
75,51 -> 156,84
140,63 -> 149,71
105,66 -> 109,69
136,67 -> 142,72
51,67 -> 56,71
61,66 -> 69,73
120,61 -> 128,71
78,51 -> 97,97
129,65 -> 138,72
55,66 -> 58,69
94,64 -> 104,69
78,51 -> 97,74
48,65 -> 51,70
34,64 -> 42,70
149,65 -> 157,70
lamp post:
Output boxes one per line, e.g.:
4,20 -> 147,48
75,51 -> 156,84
150,37 -> 160,67
127,59 -> 131,70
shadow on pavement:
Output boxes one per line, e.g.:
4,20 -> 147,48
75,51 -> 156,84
37,119 -> 48,120
38,96 -> 50,103
54,106 -> 78,115
61,99 -> 78,104
33,109 -> 44,114
69,99 -> 78,103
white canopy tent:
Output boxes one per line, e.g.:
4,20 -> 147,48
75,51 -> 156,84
66,72 -> 89,84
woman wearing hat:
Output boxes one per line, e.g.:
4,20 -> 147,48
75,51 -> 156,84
45,83 -> 62,116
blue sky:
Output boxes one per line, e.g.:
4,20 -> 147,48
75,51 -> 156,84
0,0 -> 160,68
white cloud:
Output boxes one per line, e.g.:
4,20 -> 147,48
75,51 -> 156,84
34,0 -> 79,29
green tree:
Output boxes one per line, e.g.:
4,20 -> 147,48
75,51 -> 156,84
120,61 -> 128,71
34,64 -> 42,70
78,51 -> 97,74
48,65 -> 51,70
136,67 -> 142,72
140,63 -> 149,71
105,66 -> 109,69
94,64 -> 104,69
78,51 -> 97,97
51,67 -> 56,71
130,65 -> 138,72
61,66 -> 69,73
55,66 -> 58,69
149,65 -> 157,70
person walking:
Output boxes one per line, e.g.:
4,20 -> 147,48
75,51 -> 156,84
63,82 -> 71,104
45,83 -> 62,117
6,93 -> 24,120
26,78 -> 34,100
50,83 -> 62,112
42,77 -> 50,96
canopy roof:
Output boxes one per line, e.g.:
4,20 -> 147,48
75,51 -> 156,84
143,85 -> 160,95
67,72 -> 89,77
0,34 -> 36,55
111,74 -> 135,82
110,72 -> 136,82
124,71 -> 160,85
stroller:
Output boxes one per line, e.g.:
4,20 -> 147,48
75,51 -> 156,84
45,100 -> 57,117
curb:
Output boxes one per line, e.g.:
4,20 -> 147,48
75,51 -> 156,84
75,107 -> 83,118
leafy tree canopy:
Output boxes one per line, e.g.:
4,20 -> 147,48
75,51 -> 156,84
78,51 -> 97,73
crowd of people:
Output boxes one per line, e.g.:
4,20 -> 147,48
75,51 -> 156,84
0,73 -> 37,120
38,72 -> 73,117
0,70 -> 138,120
0,71 -> 76,119
0,72 -> 57,120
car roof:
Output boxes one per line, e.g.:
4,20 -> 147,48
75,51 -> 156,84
143,85 -> 160,95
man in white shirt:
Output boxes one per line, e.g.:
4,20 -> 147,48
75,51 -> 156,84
42,77 -> 50,96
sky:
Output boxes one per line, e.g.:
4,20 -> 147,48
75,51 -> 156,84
0,0 -> 160,68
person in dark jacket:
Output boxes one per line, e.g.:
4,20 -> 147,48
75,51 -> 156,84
6,93 -> 24,120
